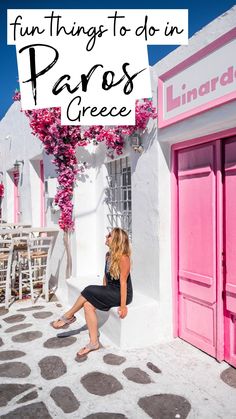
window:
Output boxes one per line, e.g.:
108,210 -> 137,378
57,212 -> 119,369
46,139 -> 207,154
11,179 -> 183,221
105,157 -> 132,239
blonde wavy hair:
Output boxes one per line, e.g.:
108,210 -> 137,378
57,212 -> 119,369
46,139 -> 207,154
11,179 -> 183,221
109,228 -> 131,279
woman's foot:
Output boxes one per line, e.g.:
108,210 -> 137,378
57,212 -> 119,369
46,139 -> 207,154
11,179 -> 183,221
76,341 -> 100,358
52,314 -> 76,329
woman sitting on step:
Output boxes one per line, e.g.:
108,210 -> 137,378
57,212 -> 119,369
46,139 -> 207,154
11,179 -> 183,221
52,227 -> 133,358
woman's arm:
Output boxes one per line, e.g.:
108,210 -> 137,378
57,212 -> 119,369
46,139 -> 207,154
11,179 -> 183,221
103,251 -> 109,286
103,274 -> 107,286
118,255 -> 130,319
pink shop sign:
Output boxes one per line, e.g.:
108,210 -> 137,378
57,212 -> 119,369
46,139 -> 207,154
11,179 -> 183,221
158,28 -> 236,128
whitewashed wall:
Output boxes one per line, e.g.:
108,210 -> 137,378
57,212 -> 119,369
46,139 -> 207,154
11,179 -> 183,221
0,101 -> 66,292
0,101 -> 42,223
68,6 -> 236,347
149,5 -> 236,341
1,6 -> 235,347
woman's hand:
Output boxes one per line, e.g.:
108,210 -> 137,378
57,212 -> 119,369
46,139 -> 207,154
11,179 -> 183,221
118,306 -> 128,319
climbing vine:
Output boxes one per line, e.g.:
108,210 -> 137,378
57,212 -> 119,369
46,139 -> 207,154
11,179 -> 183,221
13,92 -> 157,231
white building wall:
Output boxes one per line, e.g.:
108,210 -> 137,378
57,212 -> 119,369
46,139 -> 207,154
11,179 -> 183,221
5,171 -> 14,222
67,5 -> 236,347
150,5 -> 236,342
0,101 -> 66,291
130,131 -> 159,300
29,159 -> 42,227
94,144 -> 111,276
0,101 -> 42,223
67,136 -> 163,347
73,144 -> 97,278
1,7 -> 235,347
67,7 -> 236,347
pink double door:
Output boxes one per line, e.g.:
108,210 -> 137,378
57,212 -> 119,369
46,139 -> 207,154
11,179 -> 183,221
176,137 -> 236,368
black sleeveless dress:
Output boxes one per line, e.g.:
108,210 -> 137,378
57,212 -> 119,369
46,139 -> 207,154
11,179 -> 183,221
81,258 -> 133,311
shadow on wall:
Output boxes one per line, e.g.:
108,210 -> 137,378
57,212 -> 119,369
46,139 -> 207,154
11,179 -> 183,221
77,147 -> 96,184
45,196 -> 60,225
145,124 -> 157,152
48,232 -> 67,293
131,124 -> 157,173
159,141 -> 172,172
49,259 -> 62,289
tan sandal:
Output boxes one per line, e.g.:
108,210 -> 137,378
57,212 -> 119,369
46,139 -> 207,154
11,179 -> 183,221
76,341 -> 100,358
51,315 -> 76,329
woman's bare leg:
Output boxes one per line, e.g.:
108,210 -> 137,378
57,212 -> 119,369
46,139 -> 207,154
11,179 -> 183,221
52,295 -> 87,328
65,295 -> 87,318
77,302 -> 99,356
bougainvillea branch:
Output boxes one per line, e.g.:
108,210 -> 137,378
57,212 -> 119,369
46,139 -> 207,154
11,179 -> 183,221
13,91 -> 157,232
0,183 -> 4,198
23,107 -> 87,231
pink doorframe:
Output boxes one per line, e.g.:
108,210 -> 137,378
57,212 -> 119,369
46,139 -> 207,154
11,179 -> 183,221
171,126 -> 236,362
40,160 -> 45,227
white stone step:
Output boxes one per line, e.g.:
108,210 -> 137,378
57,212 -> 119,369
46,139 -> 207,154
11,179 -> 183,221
63,276 -> 160,349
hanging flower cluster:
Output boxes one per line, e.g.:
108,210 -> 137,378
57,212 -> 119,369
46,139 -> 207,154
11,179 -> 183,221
13,90 -> 21,102
83,99 -> 157,158
0,183 -> 4,198
14,91 -> 157,231
24,107 -> 87,231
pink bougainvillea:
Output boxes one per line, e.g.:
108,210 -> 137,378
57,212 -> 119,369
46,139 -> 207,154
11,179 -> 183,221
13,90 -> 21,102
14,91 -> 157,231
24,107 -> 86,231
83,99 -> 157,158
0,183 -> 4,198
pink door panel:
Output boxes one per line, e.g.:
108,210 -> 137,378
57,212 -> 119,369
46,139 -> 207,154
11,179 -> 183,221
178,143 -> 217,357
224,138 -> 236,368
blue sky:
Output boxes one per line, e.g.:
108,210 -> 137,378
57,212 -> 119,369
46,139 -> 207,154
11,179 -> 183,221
0,0 -> 235,119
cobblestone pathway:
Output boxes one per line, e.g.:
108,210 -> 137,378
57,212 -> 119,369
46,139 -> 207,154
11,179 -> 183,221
0,299 -> 235,418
